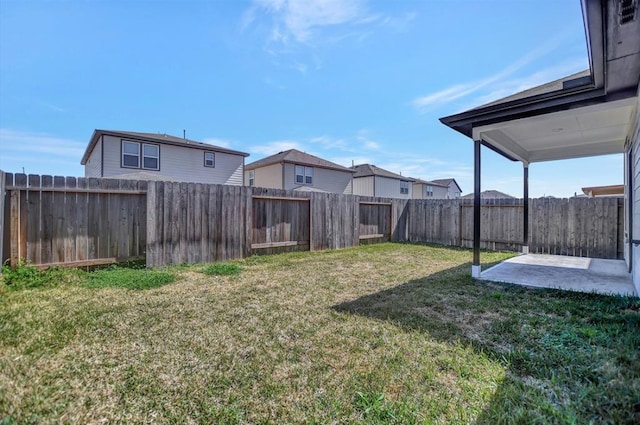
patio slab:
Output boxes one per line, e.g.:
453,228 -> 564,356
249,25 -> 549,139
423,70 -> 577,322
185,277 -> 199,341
481,254 -> 637,297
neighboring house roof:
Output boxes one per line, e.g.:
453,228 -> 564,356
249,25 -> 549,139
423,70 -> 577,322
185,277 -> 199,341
431,178 -> 462,192
461,190 -> 516,199
351,164 -> 415,181
582,184 -> 624,197
81,129 -> 250,165
293,185 -> 330,193
411,178 -> 448,187
245,149 -> 355,173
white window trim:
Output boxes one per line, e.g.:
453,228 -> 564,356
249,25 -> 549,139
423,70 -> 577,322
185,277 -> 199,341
248,170 -> 254,186
204,151 -> 215,168
122,140 -> 160,170
122,140 -> 141,169
295,165 -> 313,185
142,143 -> 160,171
400,180 -> 409,195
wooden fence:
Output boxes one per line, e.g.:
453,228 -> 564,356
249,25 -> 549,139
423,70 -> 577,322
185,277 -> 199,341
3,173 -> 146,269
1,173 -> 626,268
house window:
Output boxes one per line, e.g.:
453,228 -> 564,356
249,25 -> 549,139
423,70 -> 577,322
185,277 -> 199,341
400,180 -> 409,195
295,165 -> 313,185
122,141 -> 140,168
142,144 -> 159,170
426,185 -> 433,197
122,140 -> 159,170
248,170 -> 254,186
204,151 -> 215,168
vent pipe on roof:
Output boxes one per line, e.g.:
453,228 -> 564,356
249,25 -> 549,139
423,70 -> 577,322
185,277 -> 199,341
183,129 -> 186,139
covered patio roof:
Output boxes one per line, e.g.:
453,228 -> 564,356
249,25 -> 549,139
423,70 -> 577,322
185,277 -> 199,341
438,0 -> 640,279
440,0 -> 640,165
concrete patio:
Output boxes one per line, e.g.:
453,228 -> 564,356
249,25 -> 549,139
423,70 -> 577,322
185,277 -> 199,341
481,254 -> 637,297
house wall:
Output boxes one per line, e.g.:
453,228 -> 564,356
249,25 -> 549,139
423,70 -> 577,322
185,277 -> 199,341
628,82 -> 640,295
84,137 -> 102,177
246,163 -> 282,188
446,183 -> 461,199
96,135 -> 244,185
353,176 -> 375,196
374,176 -> 412,199
412,183 -> 424,199
282,163 -> 353,194
433,185 -> 449,199
412,183 -> 450,199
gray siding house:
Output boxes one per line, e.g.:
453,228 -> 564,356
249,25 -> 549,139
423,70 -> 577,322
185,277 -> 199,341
81,130 -> 249,185
412,179 -> 450,199
431,178 -> 462,199
351,164 -> 415,199
244,149 -> 355,194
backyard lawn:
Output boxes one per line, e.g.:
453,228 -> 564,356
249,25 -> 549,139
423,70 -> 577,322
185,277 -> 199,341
1,243 -> 639,424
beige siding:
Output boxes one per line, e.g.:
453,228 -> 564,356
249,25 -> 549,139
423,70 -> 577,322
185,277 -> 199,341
282,163 -> 353,194
247,163 -> 283,188
412,183 -> 424,199
84,138 -> 102,177
352,176 -> 374,196
99,134 -> 244,185
374,176 -> 412,199
629,83 -> 640,294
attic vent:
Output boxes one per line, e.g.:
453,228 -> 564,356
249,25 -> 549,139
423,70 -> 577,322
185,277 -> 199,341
620,0 -> 637,24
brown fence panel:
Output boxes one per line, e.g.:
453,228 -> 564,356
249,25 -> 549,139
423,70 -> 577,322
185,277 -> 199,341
407,199 -> 460,246
358,202 -> 391,244
528,197 -> 619,258
5,173 -> 146,268
460,199 -> 524,252
251,195 -> 310,255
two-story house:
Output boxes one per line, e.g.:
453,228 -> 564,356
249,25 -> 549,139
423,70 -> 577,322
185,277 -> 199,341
244,149 -> 355,194
351,164 -> 415,199
412,178 -> 450,199
430,178 -> 462,199
81,130 -> 249,185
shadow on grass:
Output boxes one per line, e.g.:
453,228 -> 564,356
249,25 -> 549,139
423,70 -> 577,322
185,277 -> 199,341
332,262 -> 640,425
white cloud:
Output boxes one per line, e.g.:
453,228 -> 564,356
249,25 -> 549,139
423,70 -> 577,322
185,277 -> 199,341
0,128 -> 86,175
0,128 -> 85,158
461,58 -> 588,111
250,140 -> 302,155
253,0 -> 368,44
412,37 -> 583,112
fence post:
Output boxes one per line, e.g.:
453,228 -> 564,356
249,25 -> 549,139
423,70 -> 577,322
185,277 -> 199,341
0,170 -> 4,271
10,189 -> 20,268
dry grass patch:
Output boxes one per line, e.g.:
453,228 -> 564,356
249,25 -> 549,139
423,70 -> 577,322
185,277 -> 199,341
1,243 -> 639,424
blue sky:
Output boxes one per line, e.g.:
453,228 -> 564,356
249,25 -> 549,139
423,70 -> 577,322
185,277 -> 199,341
0,0 -> 622,197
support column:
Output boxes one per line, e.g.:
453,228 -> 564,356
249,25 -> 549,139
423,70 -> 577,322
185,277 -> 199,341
472,140 -> 481,278
523,162 -> 529,254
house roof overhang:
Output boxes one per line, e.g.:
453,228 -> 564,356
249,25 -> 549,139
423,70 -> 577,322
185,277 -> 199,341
439,0 -> 640,164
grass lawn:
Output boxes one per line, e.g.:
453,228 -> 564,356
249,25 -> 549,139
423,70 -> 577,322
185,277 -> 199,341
1,243 -> 639,424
